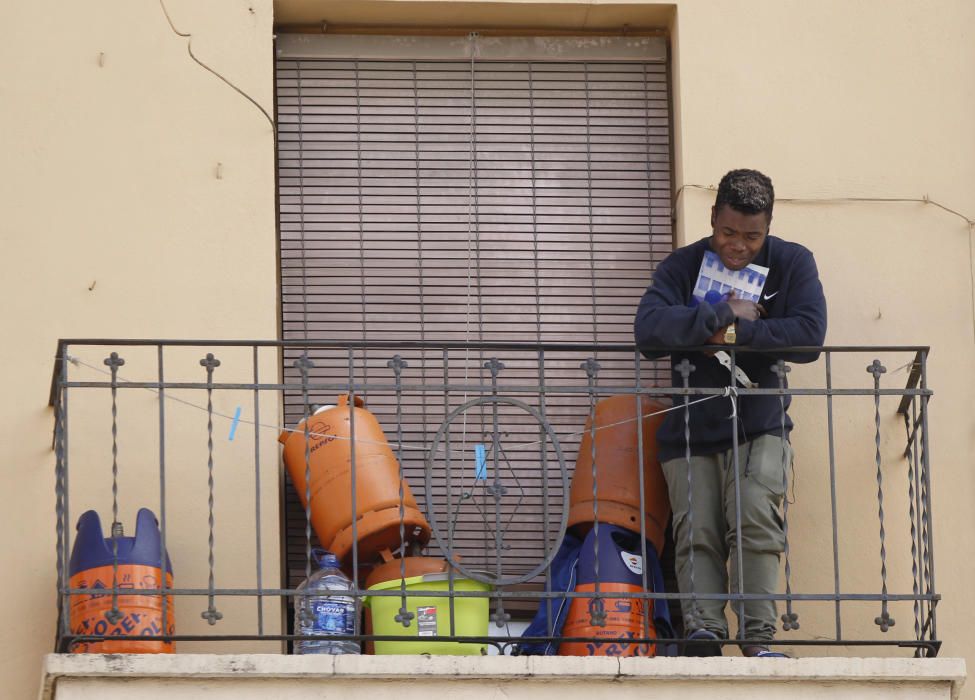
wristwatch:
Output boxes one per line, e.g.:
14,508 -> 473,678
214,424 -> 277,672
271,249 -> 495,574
723,322 -> 737,344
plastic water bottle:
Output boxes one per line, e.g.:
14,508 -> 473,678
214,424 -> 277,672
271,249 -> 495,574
294,549 -> 360,655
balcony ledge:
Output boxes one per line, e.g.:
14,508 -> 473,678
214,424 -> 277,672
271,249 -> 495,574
41,653 -> 966,700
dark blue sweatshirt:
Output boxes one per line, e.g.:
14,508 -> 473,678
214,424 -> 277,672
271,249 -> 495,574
634,235 -> 827,462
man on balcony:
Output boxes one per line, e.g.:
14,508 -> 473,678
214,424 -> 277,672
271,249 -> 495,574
633,168 -> 827,657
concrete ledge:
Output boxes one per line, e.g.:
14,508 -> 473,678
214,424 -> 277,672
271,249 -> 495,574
41,654 -> 967,700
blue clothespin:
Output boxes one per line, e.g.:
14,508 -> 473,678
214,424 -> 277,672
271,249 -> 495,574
228,406 -> 242,441
474,443 -> 487,481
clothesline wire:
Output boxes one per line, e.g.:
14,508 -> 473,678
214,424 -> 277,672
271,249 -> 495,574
58,353 -> 751,456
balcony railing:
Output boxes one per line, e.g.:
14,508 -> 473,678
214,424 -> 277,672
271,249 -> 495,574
49,339 -> 938,657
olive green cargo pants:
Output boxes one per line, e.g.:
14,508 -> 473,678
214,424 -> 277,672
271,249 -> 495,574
661,434 -> 792,642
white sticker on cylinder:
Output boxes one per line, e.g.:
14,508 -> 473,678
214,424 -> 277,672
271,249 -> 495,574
621,551 -> 643,575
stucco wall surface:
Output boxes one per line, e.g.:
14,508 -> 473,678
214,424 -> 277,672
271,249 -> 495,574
1,1 -> 973,699
0,2 -> 280,699
665,0 -> 975,672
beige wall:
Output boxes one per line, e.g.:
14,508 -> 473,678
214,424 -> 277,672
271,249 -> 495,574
0,1 -> 281,698
2,0 -> 973,698
666,0 -> 975,665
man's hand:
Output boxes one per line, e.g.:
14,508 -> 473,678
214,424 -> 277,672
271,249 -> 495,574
702,326 -> 729,356
726,290 -> 766,321
707,327 -> 728,346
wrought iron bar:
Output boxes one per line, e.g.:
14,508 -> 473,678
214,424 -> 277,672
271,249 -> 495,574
58,585 -> 939,603
252,345 -> 263,634
868,359 -> 893,632
388,355 -> 414,628
728,349 -> 746,639
103,351 -> 125,626
906,399 -> 921,653
634,350 -> 653,645
486,358 -> 510,629
774,360 -> 798,632
157,346 -> 171,639
52,338 -> 933,354
294,354 -> 314,601
200,353 -> 223,626
918,350 -> 937,646
59,378 -> 932,399
825,351 -> 843,639
59,348 -> 72,645
53,372 -> 67,650
347,347 -> 361,636
54,631 -> 942,652
442,348 -> 458,637
676,357 -> 700,632
582,357 -> 605,627
537,348 -> 553,640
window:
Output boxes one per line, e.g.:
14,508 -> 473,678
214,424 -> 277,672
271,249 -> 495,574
276,33 -> 673,605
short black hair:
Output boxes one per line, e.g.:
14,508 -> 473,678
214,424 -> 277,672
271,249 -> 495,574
714,169 -> 774,217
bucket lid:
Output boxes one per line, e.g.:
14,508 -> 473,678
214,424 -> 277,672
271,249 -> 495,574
366,571 -> 492,592
69,508 -> 174,575
365,556 -> 450,589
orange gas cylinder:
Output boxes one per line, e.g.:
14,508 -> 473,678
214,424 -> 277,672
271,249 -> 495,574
68,508 -> 175,653
280,394 -> 431,566
568,394 -> 671,554
559,525 -> 657,657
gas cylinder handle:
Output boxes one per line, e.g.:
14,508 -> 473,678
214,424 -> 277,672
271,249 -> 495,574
337,393 -> 366,408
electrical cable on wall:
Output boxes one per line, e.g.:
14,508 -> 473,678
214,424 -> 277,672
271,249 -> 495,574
158,0 -> 275,131
674,183 -> 975,343
674,184 -> 975,227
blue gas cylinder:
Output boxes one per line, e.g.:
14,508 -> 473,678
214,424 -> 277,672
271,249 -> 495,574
68,508 -> 175,653
560,524 -> 658,657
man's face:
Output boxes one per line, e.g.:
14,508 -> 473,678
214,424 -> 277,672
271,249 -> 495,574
709,204 -> 770,270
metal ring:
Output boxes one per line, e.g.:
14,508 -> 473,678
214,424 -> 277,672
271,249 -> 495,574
424,395 -> 568,586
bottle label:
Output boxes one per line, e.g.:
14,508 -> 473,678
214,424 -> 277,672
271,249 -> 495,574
310,597 -> 355,634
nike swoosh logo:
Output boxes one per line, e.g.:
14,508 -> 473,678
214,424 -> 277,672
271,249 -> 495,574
763,291 -> 779,300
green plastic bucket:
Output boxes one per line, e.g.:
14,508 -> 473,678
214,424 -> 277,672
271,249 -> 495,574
364,573 -> 491,655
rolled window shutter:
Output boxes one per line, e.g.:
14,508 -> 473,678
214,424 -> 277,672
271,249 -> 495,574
277,37 -> 672,601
